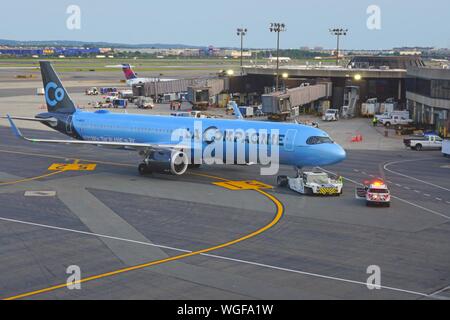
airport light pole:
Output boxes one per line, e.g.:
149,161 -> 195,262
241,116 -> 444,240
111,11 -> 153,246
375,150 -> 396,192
329,28 -> 348,66
237,28 -> 248,75
269,23 -> 286,91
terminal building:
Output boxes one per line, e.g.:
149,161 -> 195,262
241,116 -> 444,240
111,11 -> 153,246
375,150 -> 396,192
237,55 -> 450,135
406,67 -> 450,136
240,56 -> 428,108
129,54 -> 449,136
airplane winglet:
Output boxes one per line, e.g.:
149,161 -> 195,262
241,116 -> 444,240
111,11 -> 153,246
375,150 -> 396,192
229,102 -> 244,120
6,115 -> 24,139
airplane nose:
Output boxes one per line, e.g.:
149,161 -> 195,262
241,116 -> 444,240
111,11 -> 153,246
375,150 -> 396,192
333,144 -> 347,164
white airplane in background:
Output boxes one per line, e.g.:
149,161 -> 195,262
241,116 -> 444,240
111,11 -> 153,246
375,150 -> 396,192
266,57 -> 291,63
106,64 -> 176,86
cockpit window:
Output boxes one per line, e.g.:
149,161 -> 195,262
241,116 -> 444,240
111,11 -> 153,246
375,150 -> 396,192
306,136 -> 334,145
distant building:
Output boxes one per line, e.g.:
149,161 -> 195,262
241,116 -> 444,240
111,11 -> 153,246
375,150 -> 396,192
348,55 -> 425,69
0,48 -> 44,56
0,46 -> 101,57
229,50 -> 252,59
399,50 -> 422,56
394,46 -> 434,52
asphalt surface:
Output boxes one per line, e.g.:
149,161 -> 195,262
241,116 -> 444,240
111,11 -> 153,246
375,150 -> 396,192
0,125 -> 449,300
0,86 -> 90,98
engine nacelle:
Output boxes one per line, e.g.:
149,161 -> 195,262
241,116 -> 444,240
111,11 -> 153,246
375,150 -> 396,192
146,150 -> 189,176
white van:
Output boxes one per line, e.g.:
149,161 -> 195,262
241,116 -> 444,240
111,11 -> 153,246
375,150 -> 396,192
443,139 -> 450,157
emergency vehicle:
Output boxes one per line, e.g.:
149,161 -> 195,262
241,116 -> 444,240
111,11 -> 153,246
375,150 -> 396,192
356,180 -> 391,207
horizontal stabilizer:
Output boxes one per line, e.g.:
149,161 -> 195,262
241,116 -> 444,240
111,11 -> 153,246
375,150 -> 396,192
1,116 -> 57,126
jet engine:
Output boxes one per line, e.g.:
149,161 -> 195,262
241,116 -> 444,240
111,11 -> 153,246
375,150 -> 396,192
145,150 -> 189,176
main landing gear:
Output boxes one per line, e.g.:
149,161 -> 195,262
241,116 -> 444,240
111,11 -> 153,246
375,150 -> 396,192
138,162 -> 201,175
138,163 -> 152,175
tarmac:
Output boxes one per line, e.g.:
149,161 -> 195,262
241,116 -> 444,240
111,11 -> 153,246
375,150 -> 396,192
0,69 -> 449,300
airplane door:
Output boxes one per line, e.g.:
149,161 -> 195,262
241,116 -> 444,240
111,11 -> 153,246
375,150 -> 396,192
284,129 -> 297,152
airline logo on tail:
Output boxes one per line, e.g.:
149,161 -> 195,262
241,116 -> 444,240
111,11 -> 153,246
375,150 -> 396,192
40,61 -> 76,114
122,64 -> 137,80
45,82 -> 65,107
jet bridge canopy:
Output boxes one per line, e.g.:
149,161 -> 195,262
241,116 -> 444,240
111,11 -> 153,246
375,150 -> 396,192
261,83 -> 332,115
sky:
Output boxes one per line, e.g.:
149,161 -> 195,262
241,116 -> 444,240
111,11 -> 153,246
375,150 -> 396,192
1,0 -> 449,49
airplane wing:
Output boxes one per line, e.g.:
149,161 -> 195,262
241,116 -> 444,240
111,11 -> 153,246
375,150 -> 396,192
6,115 -> 189,151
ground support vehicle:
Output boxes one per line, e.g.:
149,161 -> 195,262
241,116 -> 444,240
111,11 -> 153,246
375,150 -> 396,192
278,171 -> 343,196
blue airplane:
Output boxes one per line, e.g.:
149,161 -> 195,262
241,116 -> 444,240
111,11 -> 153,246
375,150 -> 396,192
6,61 -> 346,177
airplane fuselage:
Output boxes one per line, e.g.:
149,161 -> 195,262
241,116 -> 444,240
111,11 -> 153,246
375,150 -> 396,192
39,110 -> 346,168
127,78 -> 151,87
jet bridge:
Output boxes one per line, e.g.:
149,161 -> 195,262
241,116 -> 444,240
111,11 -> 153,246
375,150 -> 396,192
262,82 -> 332,120
133,78 -> 227,99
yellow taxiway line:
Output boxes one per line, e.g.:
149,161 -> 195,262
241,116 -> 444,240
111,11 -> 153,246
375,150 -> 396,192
0,148 -> 135,168
0,171 -> 65,187
0,158 -> 89,186
0,148 -> 285,300
4,184 -> 284,300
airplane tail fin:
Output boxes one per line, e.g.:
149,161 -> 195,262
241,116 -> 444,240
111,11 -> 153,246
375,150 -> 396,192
122,64 -> 138,80
229,101 -> 244,120
40,61 -> 76,114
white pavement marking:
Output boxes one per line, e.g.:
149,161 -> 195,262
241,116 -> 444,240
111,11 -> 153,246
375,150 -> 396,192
0,216 -> 434,299
436,198 -> 442,201
24,191 -> 56,197
414,190 -> 421,193
424,194 -> 431,197
384,159 -> 450,192
0,216 -> 193,254
428,286 -> 450,298
320,168 -> 450,221
391,197 -> 450,220
396,184 -> 402,187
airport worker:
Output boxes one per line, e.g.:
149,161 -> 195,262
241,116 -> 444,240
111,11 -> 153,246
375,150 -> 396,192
372,117 -> 378,127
